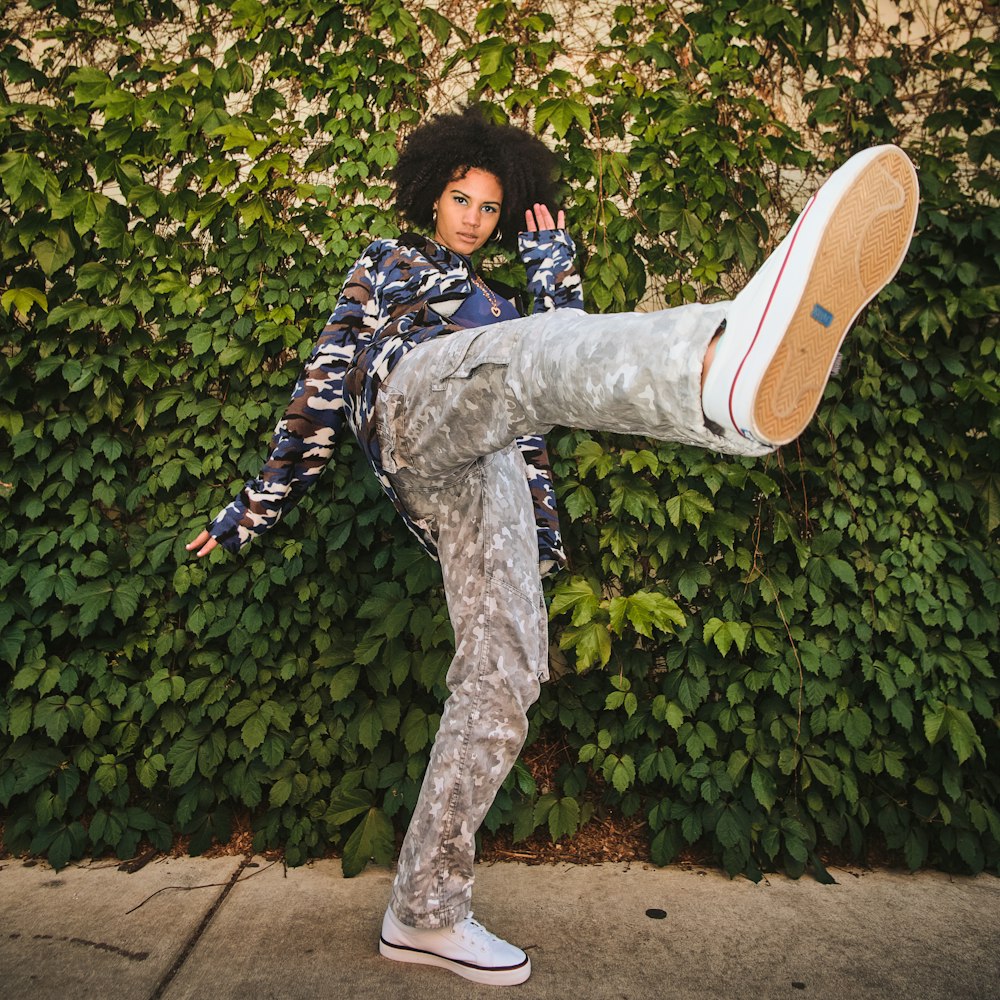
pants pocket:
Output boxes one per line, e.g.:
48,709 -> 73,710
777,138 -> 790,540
375,385 -> 405,474
431,324 -> 517,382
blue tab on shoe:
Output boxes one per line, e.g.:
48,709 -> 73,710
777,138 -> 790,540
811,303 -> 834,327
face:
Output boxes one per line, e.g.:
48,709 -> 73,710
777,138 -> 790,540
433,167 -> 503,255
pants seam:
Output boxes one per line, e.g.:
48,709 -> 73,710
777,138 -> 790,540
431,461 -> 491,910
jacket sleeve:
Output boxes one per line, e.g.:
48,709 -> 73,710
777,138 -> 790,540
518,227 -> 584,315
207,246 -> 379,552
515,228 -> 584,576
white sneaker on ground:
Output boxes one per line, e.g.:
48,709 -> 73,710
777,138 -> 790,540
378,905 -> 531,986
702,144 -> 919,446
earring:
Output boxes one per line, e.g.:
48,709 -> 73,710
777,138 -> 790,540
492,227 -> 503,243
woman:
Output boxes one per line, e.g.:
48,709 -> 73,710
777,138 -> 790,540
188,107 -> 919,986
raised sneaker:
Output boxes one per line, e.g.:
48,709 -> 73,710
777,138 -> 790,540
702,144 -> 919,446
378,906 -> 531,986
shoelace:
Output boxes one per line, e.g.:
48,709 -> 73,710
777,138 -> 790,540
456,914 -> 502,951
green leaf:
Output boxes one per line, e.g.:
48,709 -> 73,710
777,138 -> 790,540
560,620 -> 612,672
682,810 -> 702,844
328,788 -> 373,826
604,754 -> 636,793
716,805 -> 746,849
136,754 -> 166,790
210,122 -> 257,150
1,287 -> 48,319
110,578 -> 142,623
665,489 -> 714,529
358,703 -> 383,751
341,807 -> 394,878
843,708 -> 872,749
611,591 -> 685,638
73,191 -> 111,235
329,665 -> 360,700
45,823 -> 86,870
34,698 -> 69,741
0,151 -> 48,202
923,702 -> 947,745
805,756 -> 839,789
809,852 -> 838,885
419,7 -> 461,45
549,576 -> 601,625
703,618 -> 751,656
751,764 -> 777,811
400,707 -> 430,754
13,748 -> 63,795
548,796 -> 581,841
535,97 -> 590,139
226,700 -> 257,726
827,557 -> 857,590
976,472 -> 1000,534
166,731 -> 200,787
903,829 -> 927,871
72,579 -> 113,625
32,228 -> 75,276
66,65 -> 111,103
944,706 -> 984,765
512,800 -> 537,843
269,776 -> 293,807
242,711 -> 267,751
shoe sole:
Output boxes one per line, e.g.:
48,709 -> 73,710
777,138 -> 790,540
749,146 -> 919,444
379,935 -> 532,986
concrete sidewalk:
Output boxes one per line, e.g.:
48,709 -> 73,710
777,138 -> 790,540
0,855 -> 998,1000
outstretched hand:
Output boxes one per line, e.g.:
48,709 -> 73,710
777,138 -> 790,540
524,203 -> 566,232
186,529 -> 218,558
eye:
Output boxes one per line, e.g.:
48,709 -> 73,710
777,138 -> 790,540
483,205 -> 498,214
452,194 -> 467,205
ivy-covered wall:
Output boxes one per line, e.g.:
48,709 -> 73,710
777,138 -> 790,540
1,0 -> 997,877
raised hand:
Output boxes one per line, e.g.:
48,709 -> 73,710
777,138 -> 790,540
524,203 -> 566,232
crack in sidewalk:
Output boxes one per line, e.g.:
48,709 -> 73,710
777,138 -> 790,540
147,857 -> 251,1000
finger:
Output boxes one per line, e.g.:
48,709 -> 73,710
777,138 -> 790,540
535,203 -> 554,230
186,529 -> 211,551
556,209 -> 565,229
524,208 -> 537,231
195,536 -> 219,558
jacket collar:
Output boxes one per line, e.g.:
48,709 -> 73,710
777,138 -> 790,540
399,232 -> 480,273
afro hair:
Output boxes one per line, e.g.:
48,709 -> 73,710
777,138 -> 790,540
392,106 -> 561,251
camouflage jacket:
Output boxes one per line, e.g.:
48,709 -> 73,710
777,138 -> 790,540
208,228 -> 583,571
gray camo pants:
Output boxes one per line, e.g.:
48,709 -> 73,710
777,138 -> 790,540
374,301 -> 771,929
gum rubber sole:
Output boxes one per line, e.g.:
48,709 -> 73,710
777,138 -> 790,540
752,147 -> 919,444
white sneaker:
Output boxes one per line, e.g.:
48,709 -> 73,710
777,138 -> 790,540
702,144 -> 919,446
378,905 -> 531,986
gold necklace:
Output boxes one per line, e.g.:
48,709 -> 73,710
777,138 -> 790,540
472,274 -> 503,317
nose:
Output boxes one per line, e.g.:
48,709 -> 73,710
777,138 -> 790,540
462,204 -> 479,228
